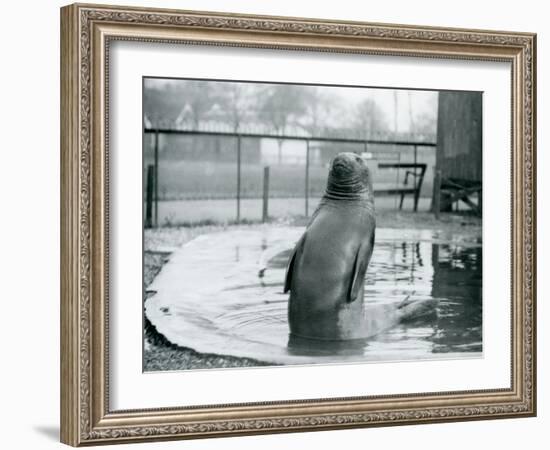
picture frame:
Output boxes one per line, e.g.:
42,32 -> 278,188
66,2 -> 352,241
60,2 -> 536,446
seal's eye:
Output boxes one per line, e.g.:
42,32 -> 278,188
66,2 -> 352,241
355,156 -> 362,163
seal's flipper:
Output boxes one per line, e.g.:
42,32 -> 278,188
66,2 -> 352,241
284,234 -> 306,293
348,230 -> 375,303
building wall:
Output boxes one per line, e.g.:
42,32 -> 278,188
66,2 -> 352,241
436,91 -> 483,183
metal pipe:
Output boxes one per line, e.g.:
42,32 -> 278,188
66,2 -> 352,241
236,135 -> 241,223
262,166 -> 270,223
144,128 -> 436,147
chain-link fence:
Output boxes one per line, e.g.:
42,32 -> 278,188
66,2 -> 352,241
144,131 -> 436,227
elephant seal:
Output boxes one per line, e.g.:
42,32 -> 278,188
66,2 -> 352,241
284,152 -> 376,340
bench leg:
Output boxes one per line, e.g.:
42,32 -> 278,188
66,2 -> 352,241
413,190 -> 420,212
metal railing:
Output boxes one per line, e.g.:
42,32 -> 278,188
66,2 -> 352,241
143,127 -> 436,227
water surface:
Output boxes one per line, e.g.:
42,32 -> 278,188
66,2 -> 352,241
145,226 -> 482,368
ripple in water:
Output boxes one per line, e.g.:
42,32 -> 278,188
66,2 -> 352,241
145,227 -> 482,368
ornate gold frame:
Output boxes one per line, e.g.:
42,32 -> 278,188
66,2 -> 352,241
60,3 -> 536,446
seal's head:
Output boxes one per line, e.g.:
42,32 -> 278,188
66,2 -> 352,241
326,152 -> 373,200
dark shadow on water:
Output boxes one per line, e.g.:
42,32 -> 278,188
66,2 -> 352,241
33,425 -> 59,441
430,243 -> 482,353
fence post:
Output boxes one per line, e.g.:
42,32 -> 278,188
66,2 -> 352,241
145,164 -> 154,228
305,140 -> 310,217
433,169 -> 442,220
154,130 -> 159,227
262,166 -> 270,223
236,135 -> 241,223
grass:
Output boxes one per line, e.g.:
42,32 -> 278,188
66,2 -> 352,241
150,160 -> 435,201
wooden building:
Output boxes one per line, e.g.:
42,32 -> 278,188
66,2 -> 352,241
434,91 -> 482,215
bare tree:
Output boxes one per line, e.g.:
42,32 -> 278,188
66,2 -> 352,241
299,87 -> 343,135
174,81 -> 217,128
212,83 -> 259,132
351,98 -> 389,138
258,85 -> 309,163
143,80 -> 174,128
143,79 -> 218,128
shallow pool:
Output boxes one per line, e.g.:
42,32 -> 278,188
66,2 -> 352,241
145,226 -> 482,369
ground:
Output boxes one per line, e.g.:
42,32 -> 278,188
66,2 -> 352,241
143,210 -> 481,371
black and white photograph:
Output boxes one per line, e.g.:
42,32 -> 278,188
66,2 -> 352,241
142,78 -> 482,372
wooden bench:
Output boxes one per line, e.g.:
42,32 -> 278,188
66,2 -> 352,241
440,178 -> 482,215
376,163 -> 427,212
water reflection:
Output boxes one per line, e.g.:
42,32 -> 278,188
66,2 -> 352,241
429,244 -> 482,353
145,227 -> 482,367
280,240 -> 482,357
